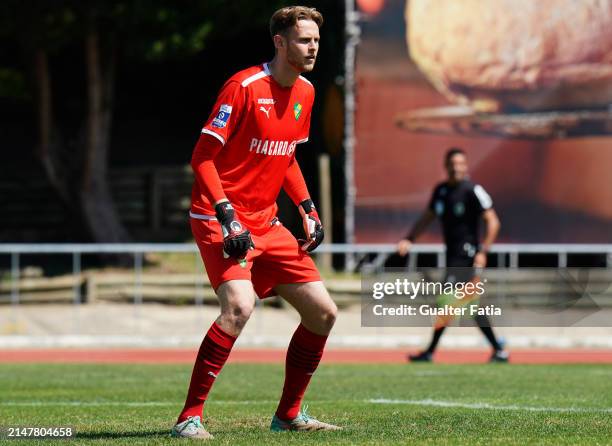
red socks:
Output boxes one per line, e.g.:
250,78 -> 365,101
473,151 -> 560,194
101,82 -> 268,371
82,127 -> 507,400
178,322 -> 327,423
178,322 -> 236,422
275,323 -> 328,421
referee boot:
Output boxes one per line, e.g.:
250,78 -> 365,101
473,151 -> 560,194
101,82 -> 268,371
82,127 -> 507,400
489,349 -> 509,363
407,351 -> 433,362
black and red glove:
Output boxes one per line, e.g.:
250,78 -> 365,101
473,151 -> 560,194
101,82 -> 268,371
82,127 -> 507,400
298,198 -> 324,252
215,202 -> 254,259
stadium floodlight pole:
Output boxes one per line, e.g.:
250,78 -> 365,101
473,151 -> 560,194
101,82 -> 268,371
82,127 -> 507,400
344,0 -> 360,271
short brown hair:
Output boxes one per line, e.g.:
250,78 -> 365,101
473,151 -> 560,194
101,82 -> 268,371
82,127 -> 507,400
269,6 -> 323,37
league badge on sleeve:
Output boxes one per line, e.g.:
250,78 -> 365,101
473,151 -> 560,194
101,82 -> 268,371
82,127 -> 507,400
212,104 -> 233,128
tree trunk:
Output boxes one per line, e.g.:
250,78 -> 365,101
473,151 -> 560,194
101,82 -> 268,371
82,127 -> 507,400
81,29 -> 130,243
33,37 -> 130,243
35,49 -> 69,203
34,48 -> 92,240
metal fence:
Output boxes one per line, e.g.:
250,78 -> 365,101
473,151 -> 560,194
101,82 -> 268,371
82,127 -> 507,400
1,243 -> 611,305
1,243 -> 612,348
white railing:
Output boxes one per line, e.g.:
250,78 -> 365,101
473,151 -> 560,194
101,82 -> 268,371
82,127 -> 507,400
2,242 -> 611,255
1,243 -> 611,306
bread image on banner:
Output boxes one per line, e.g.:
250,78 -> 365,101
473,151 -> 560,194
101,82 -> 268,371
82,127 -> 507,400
406,0 -> 612,112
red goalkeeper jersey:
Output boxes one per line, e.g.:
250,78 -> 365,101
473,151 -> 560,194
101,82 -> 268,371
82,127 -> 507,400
190,63 -> 314,232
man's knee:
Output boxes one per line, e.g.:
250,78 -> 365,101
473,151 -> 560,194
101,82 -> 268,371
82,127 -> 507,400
322,309 -> 337,332
217,281 -> 256,332
310,298 -> 337,334
224,301 -> 254,330
321,301 -> 337,330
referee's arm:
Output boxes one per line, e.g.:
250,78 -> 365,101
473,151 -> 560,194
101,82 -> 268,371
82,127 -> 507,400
474,209 -> 500,267
397,209 -> 436,256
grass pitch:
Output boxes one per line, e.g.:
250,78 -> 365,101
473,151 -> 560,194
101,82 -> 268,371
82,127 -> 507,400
1,362 -> 611,445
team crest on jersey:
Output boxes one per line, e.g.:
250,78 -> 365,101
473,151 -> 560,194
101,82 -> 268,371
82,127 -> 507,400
454,202 -> 465,216
293,102 -> 302,120
212,104 -> 232,128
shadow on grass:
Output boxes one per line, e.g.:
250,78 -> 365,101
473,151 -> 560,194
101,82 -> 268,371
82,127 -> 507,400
76,430 -> 169,440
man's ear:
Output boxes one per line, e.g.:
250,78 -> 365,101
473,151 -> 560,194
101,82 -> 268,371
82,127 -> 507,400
273,34 -> 285,50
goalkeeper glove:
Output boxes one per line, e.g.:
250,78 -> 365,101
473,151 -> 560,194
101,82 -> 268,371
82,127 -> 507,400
298,198 -> 324,252
215,202 -> 254,260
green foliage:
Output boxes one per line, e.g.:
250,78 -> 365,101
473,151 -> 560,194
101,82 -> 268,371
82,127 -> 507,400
0,0 -> 287,62
0,0 -> 294,103
0,68 -> 29,99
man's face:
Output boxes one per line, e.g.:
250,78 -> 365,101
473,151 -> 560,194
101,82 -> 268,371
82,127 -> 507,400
280,19 -> 320,73
446,153 -> 468,183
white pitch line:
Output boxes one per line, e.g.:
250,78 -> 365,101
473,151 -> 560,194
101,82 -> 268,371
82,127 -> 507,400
4,399 -> 612,414
0,400 -> 278,407
2,401 -> 175,407
369,398 -> 612,413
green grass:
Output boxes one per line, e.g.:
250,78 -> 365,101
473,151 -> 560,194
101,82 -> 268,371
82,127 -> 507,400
1,363 -> 611,445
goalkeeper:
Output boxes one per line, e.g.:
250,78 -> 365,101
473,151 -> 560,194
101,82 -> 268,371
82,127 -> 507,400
171,6 -> 340,439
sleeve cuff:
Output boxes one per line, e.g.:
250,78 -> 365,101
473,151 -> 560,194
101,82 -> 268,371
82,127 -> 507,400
201,129 -> 226,145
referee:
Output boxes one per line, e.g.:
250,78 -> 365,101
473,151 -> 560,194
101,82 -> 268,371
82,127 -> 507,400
397,147 -> 509,363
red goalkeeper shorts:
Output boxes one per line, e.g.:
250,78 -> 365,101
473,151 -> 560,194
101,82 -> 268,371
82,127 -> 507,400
191,217 -> 321,298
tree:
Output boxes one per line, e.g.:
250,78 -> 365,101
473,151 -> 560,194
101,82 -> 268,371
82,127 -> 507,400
1,1 -> 125,241
2,1 -> 316,242
0,0 -> 281,242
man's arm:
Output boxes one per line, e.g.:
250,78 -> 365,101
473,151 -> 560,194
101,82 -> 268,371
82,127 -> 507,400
191,133 -> 253,259
473,208 -> 500,267
283,158 -> 324,252
282,157 -> 310,205
190,133 -> 226,206
396,209 -> 436,256
193,78 -> 245,206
